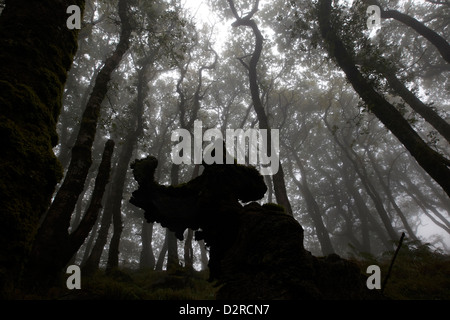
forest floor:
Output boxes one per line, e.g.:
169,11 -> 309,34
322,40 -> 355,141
350,241 -> 450,300
54,267 -> 218,300
14,242 -> 450,300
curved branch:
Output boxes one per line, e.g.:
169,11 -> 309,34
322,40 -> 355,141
362,0 -> 450,63
318,0 -> 450,197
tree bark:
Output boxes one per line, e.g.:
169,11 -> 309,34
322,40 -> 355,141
0,0 -> 85,293
26,0 -> 131,285
318,0 -> 450,198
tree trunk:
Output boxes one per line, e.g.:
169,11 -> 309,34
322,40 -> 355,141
382,9 -> 450,64
167,230 -> 179,271
341,167 -> 391,251
317,163 -> 372,253
107,56 -> 154,270
400,174 -> 450,232
0,0 -> 85,293
140,221 -> 155,269
362,0 -> 450,63
318,0 -> 450,198
227,0 -> 293,216
288,152 -> 335,255
105,138 -> 137,271
184,229 -> 194,270
367,149 -> 419,242
155,235 -> 168,271
323,111 -> 399,242
106,205 -> 123,271
82,178 -> 115,274
59,65 -> 102,171
81,212 -> 101,265
63,140 -> 115,267
199,240 -> 209,271
167,163 -> 180,270
382,70 -> 450,143
183,165 -> 200,271
26,0 -> 131,285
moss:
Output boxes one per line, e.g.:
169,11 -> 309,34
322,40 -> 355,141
0,0 -> 85,295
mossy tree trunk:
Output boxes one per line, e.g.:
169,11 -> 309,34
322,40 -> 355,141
25,0 -> 132,287
0,0 -> 85,295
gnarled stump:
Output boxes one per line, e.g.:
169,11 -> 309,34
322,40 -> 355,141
130,156 -> 383,299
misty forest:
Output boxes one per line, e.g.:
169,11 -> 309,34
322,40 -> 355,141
1,0 -> 450,300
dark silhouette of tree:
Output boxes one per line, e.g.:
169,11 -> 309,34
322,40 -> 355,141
25,0 -> 132,286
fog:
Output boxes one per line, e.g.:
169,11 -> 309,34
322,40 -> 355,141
1,0 -> 449,301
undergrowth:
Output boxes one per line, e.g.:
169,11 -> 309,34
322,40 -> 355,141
15,240 -> 450,300
63,267 -> 218,300
349,240 -> 450,300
